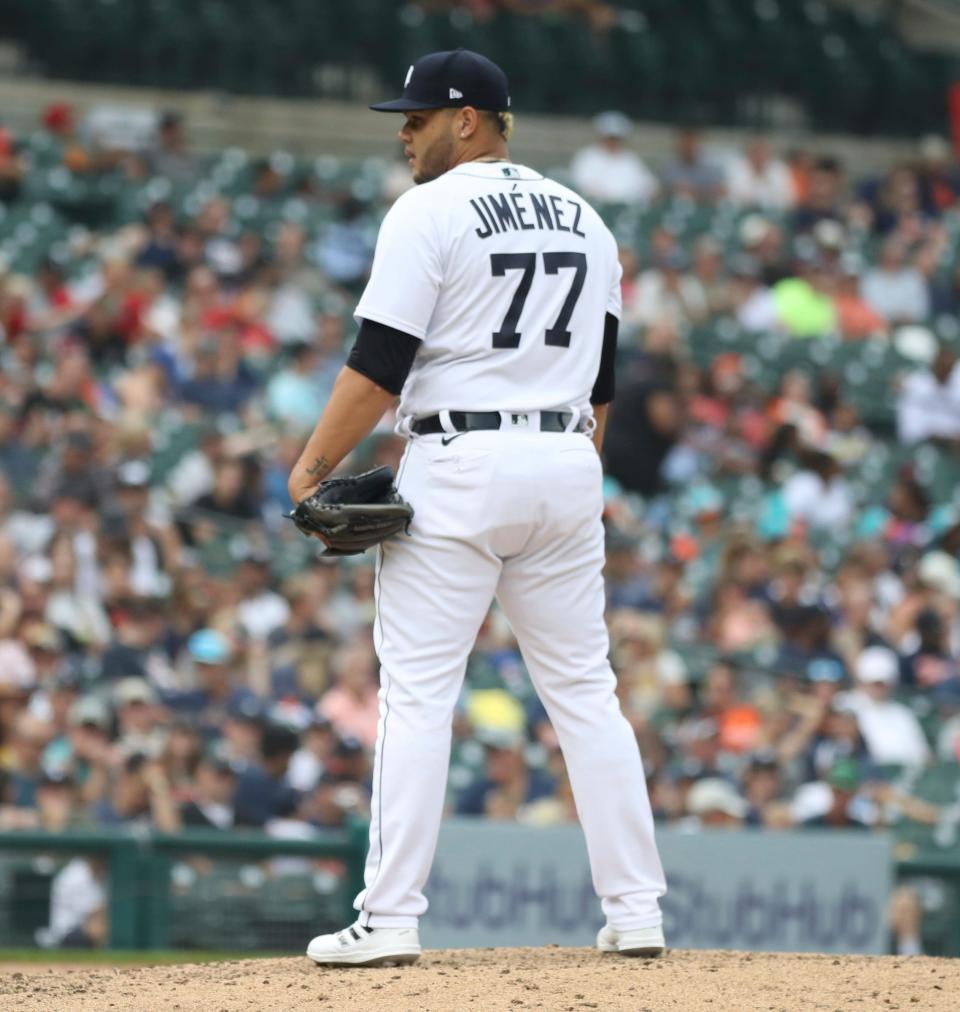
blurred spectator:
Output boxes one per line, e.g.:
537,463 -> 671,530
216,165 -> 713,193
0,124 -> 25,203
318,636 -> 380,748
862,238 -> 930,325
841,647 -> 931,767
729,255 -> 777,332
112,678 -> 165,759
456,728 -> 554,818
683,777 -> 747,829
164,629 -> 258,739
896,344 -> 960,446
265,342 -> 326,431
92,753 -> 181,831
179,754 -> 237,829
233,723 -> 300,827
662,129 -> 725,203
604,346 -> 683,497
39,857 -> 107,949
834,254 -> 888,340
623,250 -> 708,330
792,157 -> 846,233
770,257 -> 838,338
781,446 -> 854,531
147,110 -> 201,184
915,135 -> 960,216
725,136 -> 795,210
797,758 -> 874,829
570,112 -> 659,205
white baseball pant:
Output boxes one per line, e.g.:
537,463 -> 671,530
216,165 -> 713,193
353,426 -> 666,931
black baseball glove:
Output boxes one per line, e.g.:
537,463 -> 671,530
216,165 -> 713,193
287,466 -> 413,557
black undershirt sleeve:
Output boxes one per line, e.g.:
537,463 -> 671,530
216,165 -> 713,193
346,318 -> 422,396
590,313 -> 619,405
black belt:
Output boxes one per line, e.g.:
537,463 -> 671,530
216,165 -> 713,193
412,410 -> 574,436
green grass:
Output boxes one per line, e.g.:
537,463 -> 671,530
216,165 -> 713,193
0,949 -> 286,966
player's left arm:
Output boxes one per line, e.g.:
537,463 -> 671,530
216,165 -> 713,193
590,311 -> 618,453
287,320 -> 420,503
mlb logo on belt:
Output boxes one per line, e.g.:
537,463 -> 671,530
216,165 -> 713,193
511,413 -> 529,426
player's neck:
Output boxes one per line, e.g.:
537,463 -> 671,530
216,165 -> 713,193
450,142 -> 511,170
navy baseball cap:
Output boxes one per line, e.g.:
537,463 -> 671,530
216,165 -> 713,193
371,50 -> 510,113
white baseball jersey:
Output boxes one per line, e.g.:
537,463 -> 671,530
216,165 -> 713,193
354,161 -> 621,427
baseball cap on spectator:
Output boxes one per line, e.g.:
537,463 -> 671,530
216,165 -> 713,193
739,214 -> 771,247
466,688 -> 525,738
227,695 -> 267,724
69,697 -> 111,730
746,747 -> 779,772
827,757 -> 861,792
659,652 -> 689,686
807,658 -> 846,684
855,646 -> 899,686
333,734 -> 365,758
188,629 -> 231,665
115,460 -> 152,489
370,49 -> 510,113
917,551 -> 960,599
474,725 -> 525,750
839,252 -> 865,278
42,102 -> 74,133
268,696 -> 314,732
38,770 -> 75,789
686,778 -> 747,818
813,219 -> 845,250
201,753 -> 237,777
20,556 -> 53,584
261,722 -> 300,760
895,325 -> 938,365
686,484 -> 724,521
114,677 -> 156,707
593,111 -> 632,139
23,622 -> 61,655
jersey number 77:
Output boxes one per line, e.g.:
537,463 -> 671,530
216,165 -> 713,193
490,251 -> 587,349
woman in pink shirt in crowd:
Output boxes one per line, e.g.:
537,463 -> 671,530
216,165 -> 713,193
317,635 -> 380,748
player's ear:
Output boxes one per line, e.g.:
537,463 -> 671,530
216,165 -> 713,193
456,106 -> 480,141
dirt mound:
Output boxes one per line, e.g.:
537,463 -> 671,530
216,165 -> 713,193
2,947 -> 957,1011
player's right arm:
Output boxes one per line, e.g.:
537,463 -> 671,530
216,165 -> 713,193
288,190 -> 440,503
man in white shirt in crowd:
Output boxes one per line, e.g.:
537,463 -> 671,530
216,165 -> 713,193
570,112 -> 659,206
725,135 -> 795,211
841,646 -> 931,768
896,343 -> 960,445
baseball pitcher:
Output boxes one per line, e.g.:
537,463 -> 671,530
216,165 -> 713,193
288,49 -> 667,966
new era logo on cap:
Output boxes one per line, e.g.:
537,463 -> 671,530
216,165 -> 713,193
449,88 -> 463,99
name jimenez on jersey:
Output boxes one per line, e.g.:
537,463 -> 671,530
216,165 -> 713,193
469,188 -> 587,240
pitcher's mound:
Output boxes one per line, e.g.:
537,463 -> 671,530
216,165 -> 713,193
3,947 -> 958,1011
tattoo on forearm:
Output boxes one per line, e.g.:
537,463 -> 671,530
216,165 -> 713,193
305,456 -> 331,479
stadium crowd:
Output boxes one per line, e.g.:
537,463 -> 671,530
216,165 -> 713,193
1,103 -> 960,931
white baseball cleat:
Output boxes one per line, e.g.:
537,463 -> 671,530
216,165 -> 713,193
596,923 -> 665,958
306,921 -> 422,967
